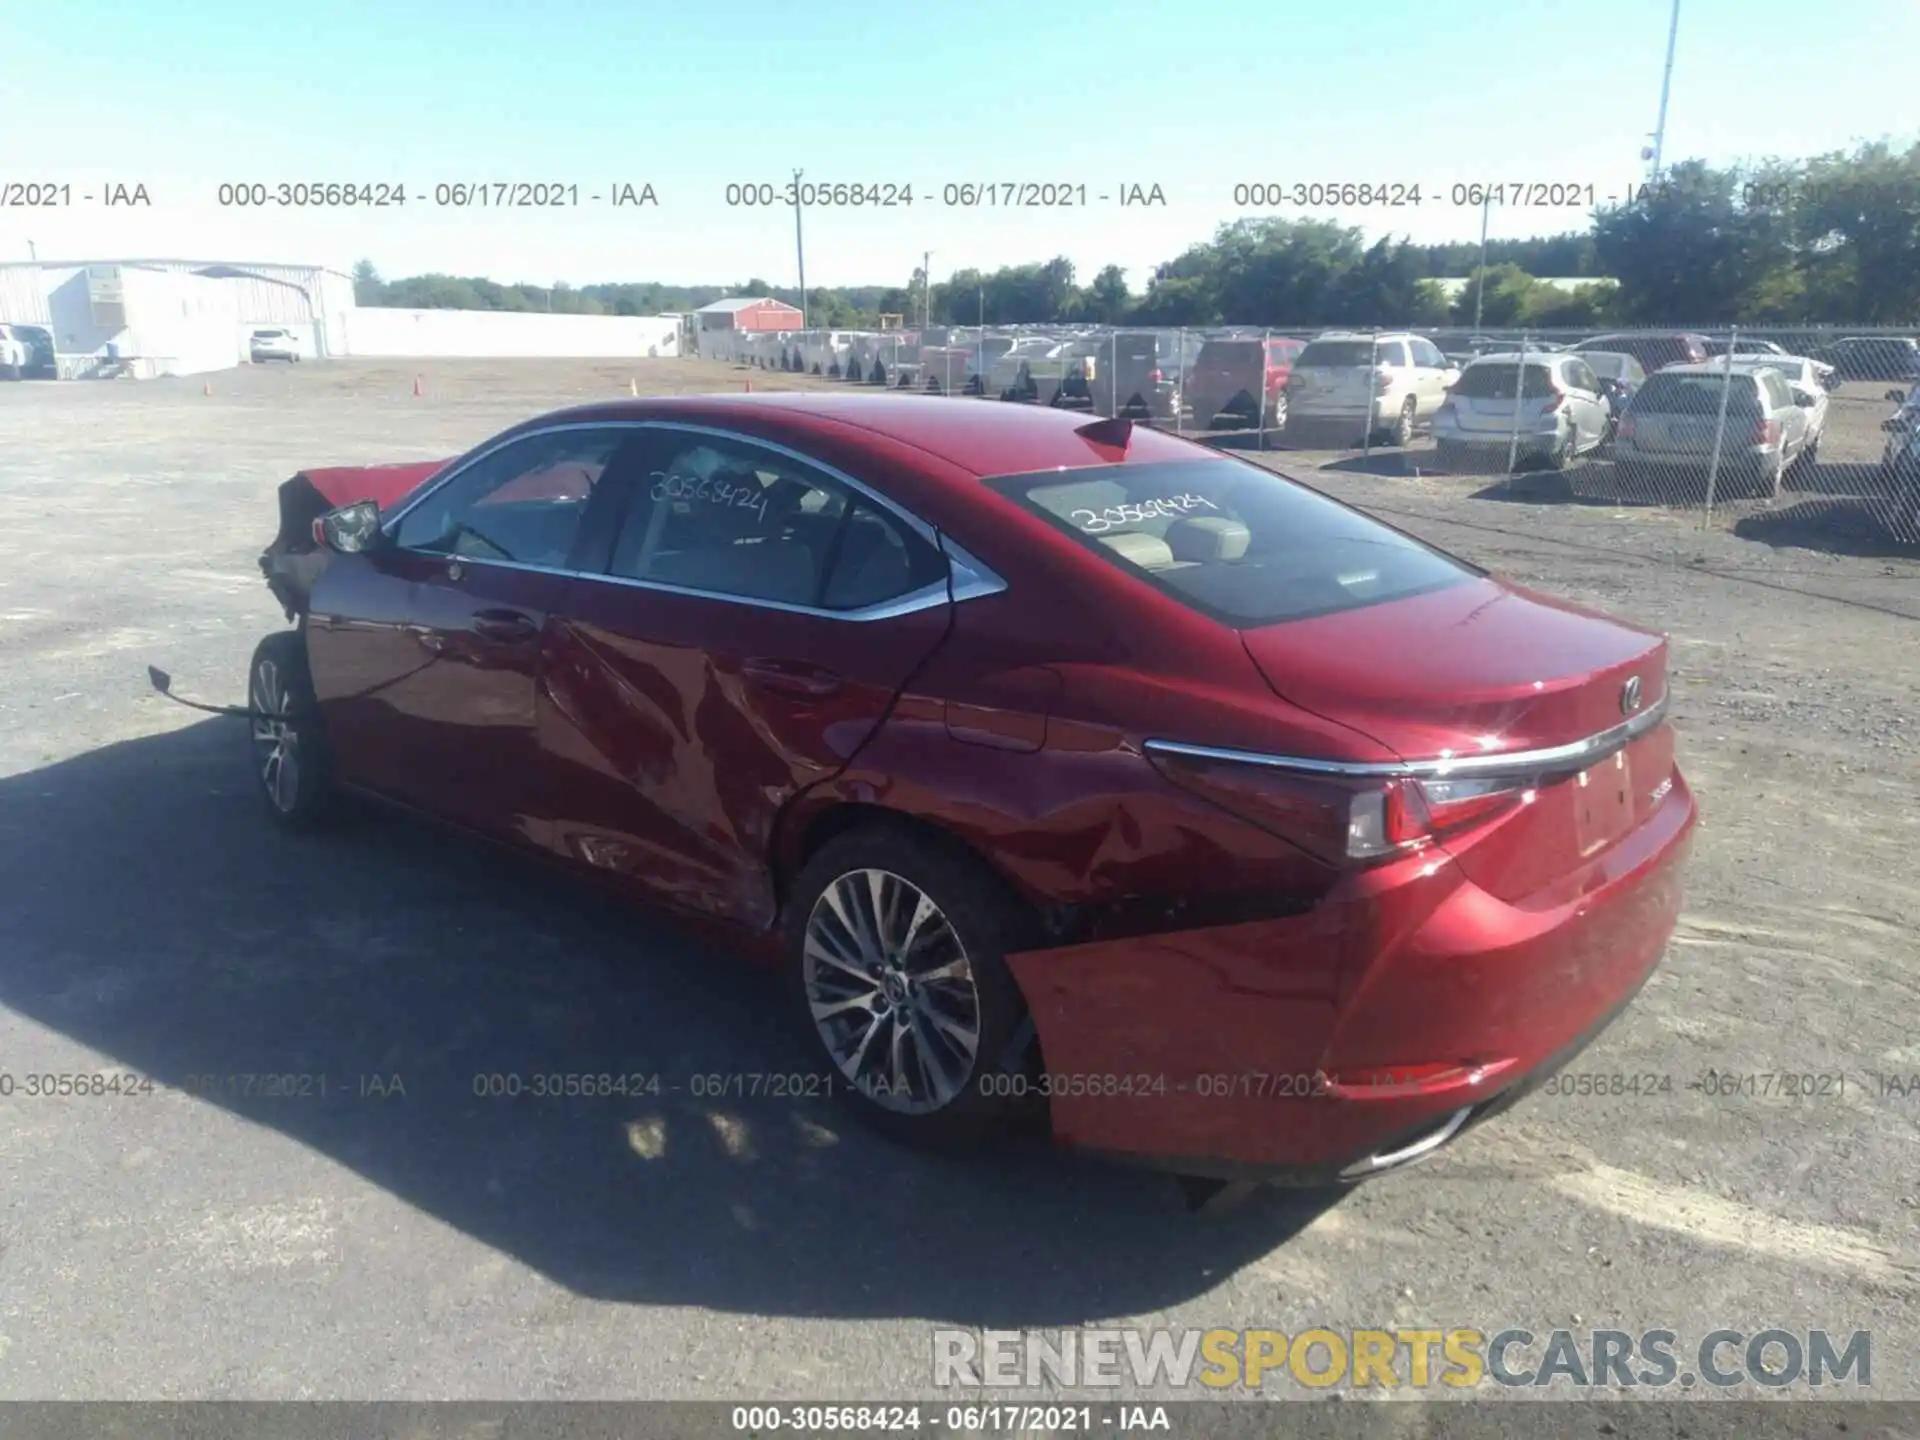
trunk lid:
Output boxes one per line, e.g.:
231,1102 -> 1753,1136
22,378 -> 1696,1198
1239,577 -> 1667,760
1239,578 -> 1673,899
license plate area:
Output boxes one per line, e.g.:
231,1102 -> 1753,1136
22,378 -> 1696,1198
1574,749 -> 1635,856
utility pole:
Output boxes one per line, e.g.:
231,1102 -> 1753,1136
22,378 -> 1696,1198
793,167 -> 809,329
1647,0 -> 1680,180
1471,192 -> 1491,334
922,250 -> 932,330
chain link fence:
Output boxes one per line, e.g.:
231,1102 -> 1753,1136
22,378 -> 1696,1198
694,322 -> 1920,549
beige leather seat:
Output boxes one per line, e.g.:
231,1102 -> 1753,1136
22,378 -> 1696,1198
1097,531 -> 1177,570
1166,516 -> 1251,562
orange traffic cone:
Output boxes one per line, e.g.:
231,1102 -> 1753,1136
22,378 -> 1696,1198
412,375 -> 423,397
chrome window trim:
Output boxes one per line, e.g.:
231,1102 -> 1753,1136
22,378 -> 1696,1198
376,419 -> 1011,623
380,418 -> 941,546
1145,691 -> 1669,780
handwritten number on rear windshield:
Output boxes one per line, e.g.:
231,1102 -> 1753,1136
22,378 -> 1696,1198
1069,493 -> 1219,533
649,471 -> 769,521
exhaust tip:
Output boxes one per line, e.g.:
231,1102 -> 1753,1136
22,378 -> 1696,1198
1339,1105 -> 1475,1181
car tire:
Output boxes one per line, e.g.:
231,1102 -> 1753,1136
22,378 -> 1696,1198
1270,391 -> 1288,432
1545,428 -> 1573,471
247,630 -> 333,830
1391,397 -> 1417,448
1890,473 -> 1920,543
784,824 -> 1042,1151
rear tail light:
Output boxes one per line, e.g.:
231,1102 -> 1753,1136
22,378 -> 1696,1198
1148,752 -> 1532,866
1149,367 -> 1164,383
1374,366 -> 1396,389
1346,776 -> 1530,858
1617,413 -> 1637,440
1753,416 -> 1781,445
1539,385 -> 1566,412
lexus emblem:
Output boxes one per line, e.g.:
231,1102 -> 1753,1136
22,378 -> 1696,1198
1620,676 -> 1644,714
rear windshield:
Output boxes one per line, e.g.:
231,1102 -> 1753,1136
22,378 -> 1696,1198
1582,353 -> 1641,380
1294,340 -> 1382,368
1196,340 -> 1261,362
1452,362 -> 1559,399
1632,373 -> 1761,414
985,458 -> 1474,626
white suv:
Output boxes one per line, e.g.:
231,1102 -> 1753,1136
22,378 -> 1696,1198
1284,332 -> 1459,446
0,325 -> 27,380
249,328 -> 301,362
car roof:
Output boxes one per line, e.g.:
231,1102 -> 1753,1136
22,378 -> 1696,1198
1658,363 -> 1767,378
1459,355 -> 1562,371
519,392 -> 1215,481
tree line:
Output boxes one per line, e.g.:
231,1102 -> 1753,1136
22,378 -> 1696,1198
351,140 -> 1920,329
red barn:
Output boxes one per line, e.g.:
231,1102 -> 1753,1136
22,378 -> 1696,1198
695,296 -> 804,333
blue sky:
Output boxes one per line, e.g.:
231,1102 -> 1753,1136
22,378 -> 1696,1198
4,0 -> 1915,292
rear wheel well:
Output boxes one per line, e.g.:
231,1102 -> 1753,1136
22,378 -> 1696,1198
785,802 -> 1036,920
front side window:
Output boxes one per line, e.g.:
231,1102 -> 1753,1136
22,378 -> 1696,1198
605,431 -> 944,610
392,427 -> 626,567
986,457 -> 1473,627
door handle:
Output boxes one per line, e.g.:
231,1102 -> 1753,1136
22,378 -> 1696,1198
472,608 -> 540,644
740,658 -> 843,698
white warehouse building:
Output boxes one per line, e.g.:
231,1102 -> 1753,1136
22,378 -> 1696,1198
0,258 -> 682,377
0,259 -> 357,377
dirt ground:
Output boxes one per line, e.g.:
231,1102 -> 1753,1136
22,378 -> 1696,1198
0,357 -> 1915,1405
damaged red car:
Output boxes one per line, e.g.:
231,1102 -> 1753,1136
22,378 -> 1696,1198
223,393 -> 1695,1184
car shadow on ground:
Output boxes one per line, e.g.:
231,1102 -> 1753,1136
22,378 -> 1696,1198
1732,496 -> 1920,558
1310,450 -> 1425,476
0,718 -> 1338,1323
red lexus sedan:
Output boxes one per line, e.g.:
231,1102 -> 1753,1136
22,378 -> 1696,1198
230,393 -> 1695,1184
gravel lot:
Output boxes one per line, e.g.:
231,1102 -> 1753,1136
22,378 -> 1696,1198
0,358 -> 1916,1404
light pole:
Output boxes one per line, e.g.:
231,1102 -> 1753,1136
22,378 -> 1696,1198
793,167 -> 809,329
1647,0 -> 1680,180
922,250 -> 932,330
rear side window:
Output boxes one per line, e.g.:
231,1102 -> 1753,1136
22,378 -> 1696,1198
1453,362 -> 1558,399
1295,340 -> 1380,367
604,431 -> 944,610
986,458 -> 1473,626
1632,374 -> 1761,415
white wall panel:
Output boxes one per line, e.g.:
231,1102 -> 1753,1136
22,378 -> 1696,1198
337,308 -> 681,358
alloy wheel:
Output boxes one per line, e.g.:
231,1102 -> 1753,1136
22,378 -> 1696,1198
250,658 -> 300,813
802,868 -> 982,1115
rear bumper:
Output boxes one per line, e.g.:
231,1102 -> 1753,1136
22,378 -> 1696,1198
1612,444 -> 1774,468
1004,769 -> 1697,1183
